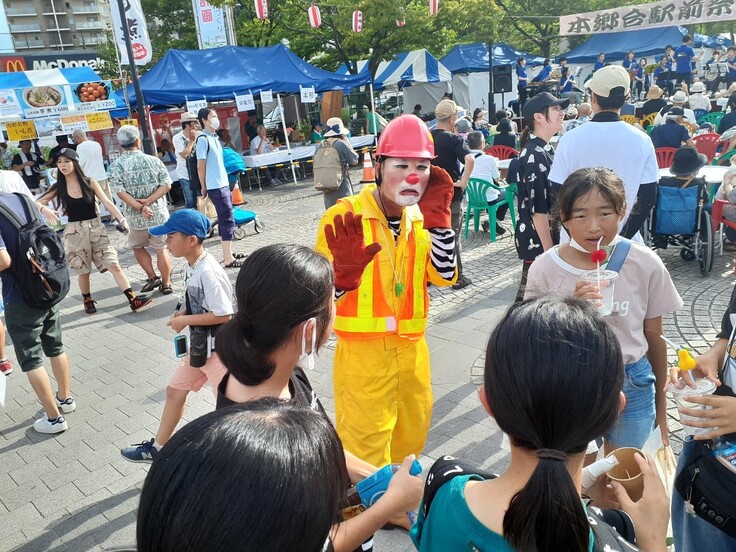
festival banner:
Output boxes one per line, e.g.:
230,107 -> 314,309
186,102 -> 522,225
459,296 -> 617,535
254,0 -> 268,20
192,0 -> 227,49
110,0 -> 153,65
86,111 -> 114,131
6,120 -> 37,141
61,114 -> 90,134
561,0 -> 736,36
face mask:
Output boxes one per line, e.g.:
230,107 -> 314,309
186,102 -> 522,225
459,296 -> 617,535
210,117 -> 220,130
569,233 -> 622,253
296,317 -> 317,371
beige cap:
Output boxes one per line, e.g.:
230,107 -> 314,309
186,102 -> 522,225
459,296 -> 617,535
645,85 -> 664,99
587,65 -> 630,98
672,90 -> 689,103
181,112 -> 198,123
435,99 -> 458,119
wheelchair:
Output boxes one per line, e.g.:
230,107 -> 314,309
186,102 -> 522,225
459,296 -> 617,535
642,181 -> 714,276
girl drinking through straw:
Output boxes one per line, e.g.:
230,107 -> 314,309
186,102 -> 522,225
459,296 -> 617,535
524,168 -> 682,451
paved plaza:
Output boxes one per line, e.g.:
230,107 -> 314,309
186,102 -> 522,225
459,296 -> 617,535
1,169 -> 733,551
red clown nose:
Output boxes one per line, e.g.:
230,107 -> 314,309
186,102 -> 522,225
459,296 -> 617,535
406,173 -> 420,184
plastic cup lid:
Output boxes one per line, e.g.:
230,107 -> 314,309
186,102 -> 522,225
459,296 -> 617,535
668,378 -> 717,397
580,269 -> 619,281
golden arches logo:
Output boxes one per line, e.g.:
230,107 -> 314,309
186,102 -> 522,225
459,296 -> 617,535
3,58 -> 26,72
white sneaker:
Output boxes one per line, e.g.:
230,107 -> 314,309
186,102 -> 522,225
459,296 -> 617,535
55,394 -> 76,413
33,415 -> 68,434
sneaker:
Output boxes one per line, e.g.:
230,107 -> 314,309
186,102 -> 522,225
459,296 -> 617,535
55,394 -> 76,413
496,224 -> 507,236
121,438 -> 158,463
0,358 -> 12,376
33,415 -> 68,434
129,295 -> 153,312
83,298 -> 97,314
452,275 -> 472,290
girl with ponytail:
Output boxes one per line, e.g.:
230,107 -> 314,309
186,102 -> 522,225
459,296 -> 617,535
214,244 -> 422,552
411,297 -> 670,552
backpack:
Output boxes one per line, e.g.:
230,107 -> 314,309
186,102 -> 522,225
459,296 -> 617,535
313,140 -> 344,191
0,193 -> 70,309
187,135 -> 209,193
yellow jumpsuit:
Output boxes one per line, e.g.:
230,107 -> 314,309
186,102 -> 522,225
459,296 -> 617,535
316,185 -> 456,467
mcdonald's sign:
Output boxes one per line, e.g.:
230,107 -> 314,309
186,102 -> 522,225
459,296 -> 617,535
1,57 -> 27,72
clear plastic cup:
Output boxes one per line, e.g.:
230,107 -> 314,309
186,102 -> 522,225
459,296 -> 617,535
668,378 -> 717,436
579,269 -> 619,316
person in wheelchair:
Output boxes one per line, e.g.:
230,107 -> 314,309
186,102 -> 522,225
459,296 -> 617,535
653,146 -> 709,249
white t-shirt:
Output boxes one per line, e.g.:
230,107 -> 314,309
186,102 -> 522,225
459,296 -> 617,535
0,170 -> 33,197
524,243 -> 683,364
76,140 -> 107,181
250,135 -> 273,156
173,131 -> 190,181
549,119 -> 659,236
653,106 -> 697,126
469,150 -> 501,201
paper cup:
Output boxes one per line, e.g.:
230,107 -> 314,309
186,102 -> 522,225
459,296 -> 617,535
668,378 -> 717,436
579,269 -> 618,316
606,447 -> 644,501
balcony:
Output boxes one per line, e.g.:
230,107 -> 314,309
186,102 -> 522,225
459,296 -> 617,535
76,21 -> 104,29
5,7 -> 37,16
9,24 -> 42,33
49,41 -> 75,49
13,38 -> 47,50
80,36 -> 106,45
42,3 -> 67,14
72,5 -> 100,14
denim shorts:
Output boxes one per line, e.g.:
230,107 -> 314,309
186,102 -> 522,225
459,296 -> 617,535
604,356 -> 656,449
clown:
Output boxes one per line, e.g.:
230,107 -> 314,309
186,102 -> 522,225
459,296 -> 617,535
316,115 -> 457,467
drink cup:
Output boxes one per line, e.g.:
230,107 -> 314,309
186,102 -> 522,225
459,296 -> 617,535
579,269 -> 618,316
668,378 -> 717,436
606,447 -> 644,501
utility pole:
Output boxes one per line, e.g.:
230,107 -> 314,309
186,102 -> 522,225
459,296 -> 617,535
114,0 -> 154,155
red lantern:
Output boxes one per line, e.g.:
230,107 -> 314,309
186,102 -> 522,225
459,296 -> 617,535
429,0 -> 438,15
352,10 -> 363,32
308,4 -> 322,28
254,0 -> 268,20
396,7 -> 406,26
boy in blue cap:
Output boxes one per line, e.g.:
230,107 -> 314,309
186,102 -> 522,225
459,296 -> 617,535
121,209 -> 234,462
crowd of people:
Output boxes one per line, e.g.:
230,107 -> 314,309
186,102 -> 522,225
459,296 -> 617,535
2,59 -> 736,552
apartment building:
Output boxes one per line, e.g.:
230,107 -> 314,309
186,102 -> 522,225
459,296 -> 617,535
4,0 -> 111,52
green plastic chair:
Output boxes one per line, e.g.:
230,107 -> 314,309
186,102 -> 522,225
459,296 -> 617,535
464,178 -> 517,242
697,111 -> 725,126
713,149 -> 736,165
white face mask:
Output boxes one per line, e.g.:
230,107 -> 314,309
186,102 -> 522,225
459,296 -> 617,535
568,233 -> 622,253
210,117 -> 220,130
296,317 -> 317,371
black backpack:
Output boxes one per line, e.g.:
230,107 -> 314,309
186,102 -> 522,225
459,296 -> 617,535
0,193 -> 70,309
187,135 -> 209,193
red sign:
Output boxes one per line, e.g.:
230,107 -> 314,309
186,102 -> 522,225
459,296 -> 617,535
1,56 -> 27,72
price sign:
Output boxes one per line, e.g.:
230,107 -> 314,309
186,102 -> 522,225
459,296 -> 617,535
235,93 -> 255,112
186,99 -> 207,113
61,114 -> 89,134
6,120 -> 38,141
118,118 -> 139,127
300,86 -> 316,103
86,111 -> 113,131
260,90 -> 273,103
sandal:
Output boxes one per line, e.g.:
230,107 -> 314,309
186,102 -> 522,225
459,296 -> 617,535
141,276 -> 162,293
83,298 -> 97,314
160,284 -> 173,295
232,253 -> 247,259
224,260 -> 244,269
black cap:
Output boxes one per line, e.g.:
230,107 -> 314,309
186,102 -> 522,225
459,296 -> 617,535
522,92 -> 570,125
668,106 -> 685,117
58,148 -> 79,161
670,146 -> 707,177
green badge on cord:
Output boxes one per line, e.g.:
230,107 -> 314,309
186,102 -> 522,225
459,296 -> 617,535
395,283 -> 404,296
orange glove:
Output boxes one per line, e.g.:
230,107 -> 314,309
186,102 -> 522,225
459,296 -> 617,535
418,166 -> 454,229
325,212 -> 382,291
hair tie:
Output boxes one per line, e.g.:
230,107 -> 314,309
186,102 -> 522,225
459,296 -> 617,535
235,312 -> 253,338
536,448 -> 567,462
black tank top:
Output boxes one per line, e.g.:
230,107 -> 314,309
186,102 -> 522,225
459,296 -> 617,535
65,194 -> 97,222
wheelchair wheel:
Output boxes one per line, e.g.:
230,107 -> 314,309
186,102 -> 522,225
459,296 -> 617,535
233,226 -> 246,241
680,248 -> 696,261
640,208 -> 654,248
697,209 -> 714,275
254,220 -> 264,233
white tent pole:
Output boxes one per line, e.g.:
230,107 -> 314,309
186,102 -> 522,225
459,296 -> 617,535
277,93 -> 298,185
369,83 -> 377,140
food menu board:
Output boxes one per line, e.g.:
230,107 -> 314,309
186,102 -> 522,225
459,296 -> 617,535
0,89 -> 22,117
60,114 -> 89,134
85,111 -> 113,131
6,120 -> 37,141
17,80 -> 117,118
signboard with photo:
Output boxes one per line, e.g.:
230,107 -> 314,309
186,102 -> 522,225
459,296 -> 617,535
0,89 -> 22,117
18,85 -> 73,118
34,117 -> 64,138
61,114 -> 90,134
70,81 -> 117,113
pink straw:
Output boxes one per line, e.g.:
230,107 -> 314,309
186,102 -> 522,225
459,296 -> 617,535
596,237 -> 603,291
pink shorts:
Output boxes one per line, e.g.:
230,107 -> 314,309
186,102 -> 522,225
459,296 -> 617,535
168,352 -> 227,397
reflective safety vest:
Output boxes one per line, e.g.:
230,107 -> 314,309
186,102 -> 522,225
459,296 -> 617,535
333,193 -> 431,340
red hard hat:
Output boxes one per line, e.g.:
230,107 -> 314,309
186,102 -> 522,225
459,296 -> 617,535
375,114 -> 435,159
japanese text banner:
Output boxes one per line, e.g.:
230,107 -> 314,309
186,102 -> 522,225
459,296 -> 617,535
111,0 -> 153,65
560,0 -> 736,36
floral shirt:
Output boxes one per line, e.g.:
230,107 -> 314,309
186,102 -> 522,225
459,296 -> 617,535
109,150 -> 171,230
514,135 -> 555,262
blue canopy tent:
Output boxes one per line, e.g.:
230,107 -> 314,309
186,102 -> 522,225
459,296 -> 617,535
441,42 -> 544,73
123,44 -> 370,107
562,26 -> 731,64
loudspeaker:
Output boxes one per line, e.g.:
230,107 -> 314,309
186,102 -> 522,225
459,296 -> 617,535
492,65 -> 512,94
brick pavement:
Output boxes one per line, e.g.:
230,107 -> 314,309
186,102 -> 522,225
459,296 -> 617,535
1,170 -> 734,551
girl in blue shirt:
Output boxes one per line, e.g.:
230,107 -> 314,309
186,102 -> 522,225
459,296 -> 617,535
516,57 -> 528,106
411,297 -> 670,552
559,66 -> 581,105
622,51 -> 637,72
633,58 -> 648,100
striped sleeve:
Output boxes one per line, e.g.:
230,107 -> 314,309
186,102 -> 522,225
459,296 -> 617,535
429,228 -> 456,281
